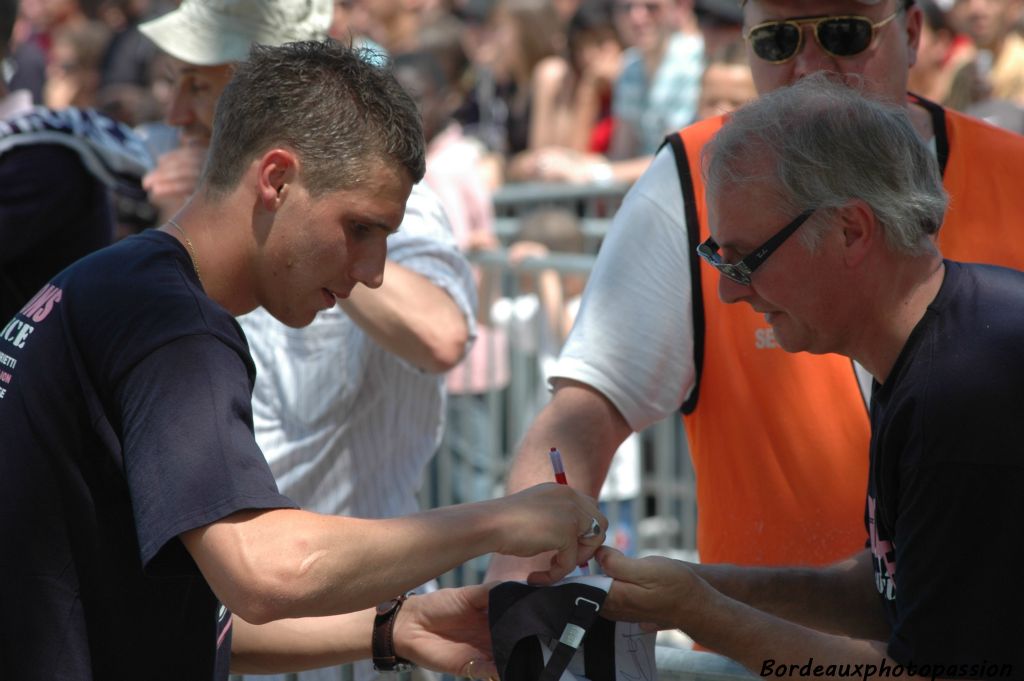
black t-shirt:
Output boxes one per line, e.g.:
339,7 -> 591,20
0,230 -> 295,680
868,261 -> 1024,676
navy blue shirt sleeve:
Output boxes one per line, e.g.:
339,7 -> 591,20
116,332 -> 296,571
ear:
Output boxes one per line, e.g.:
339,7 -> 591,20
837,199 -> 876,268
256,148 -> 299,212
903,3 -> 924,70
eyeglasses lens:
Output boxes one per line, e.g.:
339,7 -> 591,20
749,23 -> 801,62
817,18 -> 873,56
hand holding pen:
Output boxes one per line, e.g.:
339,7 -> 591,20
549,447 -> 602,575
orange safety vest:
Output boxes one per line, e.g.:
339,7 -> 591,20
668,96 -> 1024,567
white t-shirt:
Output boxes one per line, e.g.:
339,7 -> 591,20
551,147 -> 696,432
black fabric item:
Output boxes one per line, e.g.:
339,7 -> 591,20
489,582 -> 614,681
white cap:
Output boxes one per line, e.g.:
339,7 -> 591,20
139,0 -> 332,66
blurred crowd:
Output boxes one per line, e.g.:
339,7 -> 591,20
5,0 -> 1021,229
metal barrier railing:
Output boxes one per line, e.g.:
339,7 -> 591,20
492,180 -> 632,218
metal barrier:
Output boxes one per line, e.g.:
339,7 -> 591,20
491,180 -> 631,255
492,180 -> 632,217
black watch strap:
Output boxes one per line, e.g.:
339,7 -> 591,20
373,593 -> 414,672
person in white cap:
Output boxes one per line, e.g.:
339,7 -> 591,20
0,39 -> 608,681
139,8 -> 479,681
138,0 -> 336,218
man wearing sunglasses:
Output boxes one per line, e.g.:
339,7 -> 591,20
489,0 -> 1024,589
598,73 -> 1024,679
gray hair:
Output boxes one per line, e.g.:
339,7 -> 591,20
703,73 -> 947,256
203,40 -> 425,197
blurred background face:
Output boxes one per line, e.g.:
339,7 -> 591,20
571,26 -> 621,76
164,58 -> 234,146
43,21 -> 109,109
613,0 -> 676,53
697,61 -> 757,118
743,0 -> 921,104
959,0 -> 1023,49
393,58 -> 448,141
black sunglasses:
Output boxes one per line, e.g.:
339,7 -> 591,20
696,209 -> 816,286
745,10 -> 900,64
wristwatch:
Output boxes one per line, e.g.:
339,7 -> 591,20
373,593 -> 415,672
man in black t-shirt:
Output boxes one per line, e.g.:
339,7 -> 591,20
0,40 -> 609,681
592,76 -> 1024,678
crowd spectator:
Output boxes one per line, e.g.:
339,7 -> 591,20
946,0 -> 1024,130
956,0 -> 1024,104
505,0 -> 623,181
454,0 -> 563,160
92,0 -> 167,126
907,0 -> 970,104
509,0 -> 704,185
694,36 -> 754,120
42,18 -> 108,108
693,0 -> 742,59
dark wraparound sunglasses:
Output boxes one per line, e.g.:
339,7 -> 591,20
745,10 -> 900,64
696,209 -> 816,286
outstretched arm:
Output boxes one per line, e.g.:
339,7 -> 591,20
693,549 -> 889,640
598,548 -> 893,675
182,483 -> 607,625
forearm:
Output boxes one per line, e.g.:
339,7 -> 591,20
599,549 -> 893,676
694,550 -> 889,639
504,381 -> 629,498
230,608 -> 374,674
188,504 -> 500,623
339,260 -> 469,373
683,577 -> 892,674
187,483 -> 604,624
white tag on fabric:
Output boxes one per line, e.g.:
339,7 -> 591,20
560,623 -> 586,649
